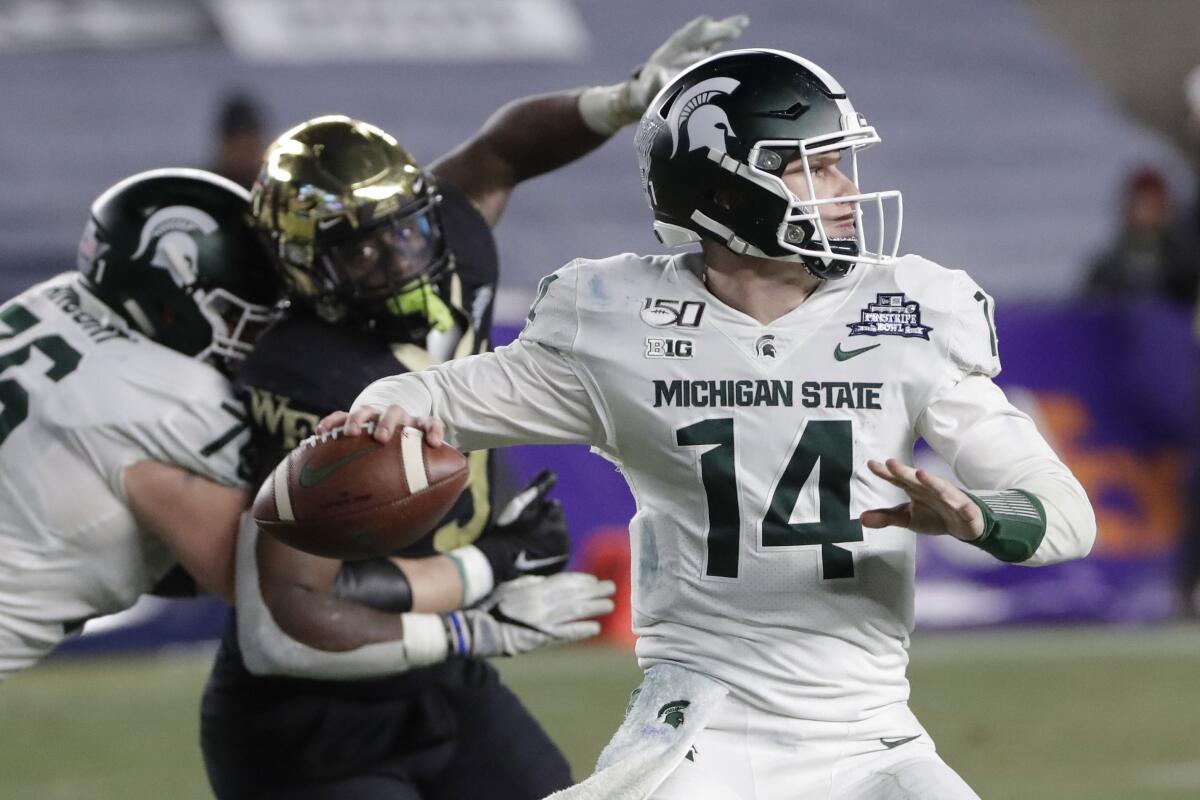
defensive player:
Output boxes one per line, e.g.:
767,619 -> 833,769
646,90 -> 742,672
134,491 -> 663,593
0,168 -> 278,679
199,16 -> 748,800
330,49 -> 1097,799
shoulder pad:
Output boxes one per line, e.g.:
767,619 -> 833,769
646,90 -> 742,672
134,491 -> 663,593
239,315 -> 403,413
519,260 -> 584,353
885,256 -> 1001,378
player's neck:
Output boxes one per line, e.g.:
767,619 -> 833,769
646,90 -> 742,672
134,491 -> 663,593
699,243 -> 823,325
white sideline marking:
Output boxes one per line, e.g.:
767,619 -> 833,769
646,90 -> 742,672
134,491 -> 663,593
909,625 -> 1200,664
1140,763 -> 1200,789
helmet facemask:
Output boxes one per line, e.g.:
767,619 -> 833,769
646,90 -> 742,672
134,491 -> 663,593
313,195 -> 454,341
744,125 -> 903,279
323,201 -> 444,295
194,286 -> 280,368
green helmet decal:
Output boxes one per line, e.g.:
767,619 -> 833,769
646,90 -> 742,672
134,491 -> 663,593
130,205 -> 219,290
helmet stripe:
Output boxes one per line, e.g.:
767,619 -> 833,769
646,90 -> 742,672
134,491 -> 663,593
274,457 -> 295,523
400,427 -> 429,493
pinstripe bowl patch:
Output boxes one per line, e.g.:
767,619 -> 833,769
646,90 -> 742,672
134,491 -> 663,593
847,293 -> 933,339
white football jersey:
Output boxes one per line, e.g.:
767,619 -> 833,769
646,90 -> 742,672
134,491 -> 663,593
355,251 -> 1089,721
0,274 -> 249,676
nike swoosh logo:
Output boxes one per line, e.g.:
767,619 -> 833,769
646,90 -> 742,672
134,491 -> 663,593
514,551 -> 569,572
880,734 -> 921,749
298,446 -> 376,488
834,342 -> 881,361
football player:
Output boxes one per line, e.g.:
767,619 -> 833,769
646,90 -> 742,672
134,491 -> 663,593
199,16 -> 749,800
0,168 -> 279,679
330,49 -> 1098,799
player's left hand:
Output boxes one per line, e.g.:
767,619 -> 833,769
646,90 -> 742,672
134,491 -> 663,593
860,458 -> 984,541
475,470 -> 570,582
449,572 -> 616,658
629,14 -> 750,114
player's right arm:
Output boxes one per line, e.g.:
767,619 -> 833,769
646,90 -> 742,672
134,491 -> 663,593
123,461 -> 250,602
325,263 -> 608,452
863,272 -> 1096,565
429,15 -> 747,226
236,515 -> 614,679
335,339 -> 605,450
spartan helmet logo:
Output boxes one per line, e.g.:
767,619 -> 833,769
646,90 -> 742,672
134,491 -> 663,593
668,77 -> 741,157
657,699 -> 691,729
131,206 -> 219,289
755,334 -> 777,359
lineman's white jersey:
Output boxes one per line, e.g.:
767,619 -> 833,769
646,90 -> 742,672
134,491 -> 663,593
355,251 -> 1093,721
0,274 -> 249,676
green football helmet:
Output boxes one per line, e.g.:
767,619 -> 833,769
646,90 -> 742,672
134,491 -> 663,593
636,48 -> 903,279
249,115 -> 454,340
78,168 -> 279,371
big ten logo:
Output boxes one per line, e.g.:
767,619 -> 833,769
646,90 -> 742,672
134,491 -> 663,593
248,388 -> 319,450
645,337 -> 693,359
640,298 -> 705,328
1032,392 -> 1185,556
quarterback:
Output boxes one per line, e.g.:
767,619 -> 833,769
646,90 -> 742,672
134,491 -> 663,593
201,16 -> 750,800
328,50 -> 1096,799
0,169 -> 278,679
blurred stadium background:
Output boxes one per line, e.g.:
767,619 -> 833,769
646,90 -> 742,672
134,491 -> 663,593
2,0 -> 1200,797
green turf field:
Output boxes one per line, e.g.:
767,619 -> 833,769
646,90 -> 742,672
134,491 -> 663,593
1,626 -> 1198,799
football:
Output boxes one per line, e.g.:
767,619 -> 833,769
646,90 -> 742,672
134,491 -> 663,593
639,304 -> 678,327
252,425 -> 469,560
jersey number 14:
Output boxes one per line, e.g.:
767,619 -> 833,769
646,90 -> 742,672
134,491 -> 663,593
676,418 -> 862,580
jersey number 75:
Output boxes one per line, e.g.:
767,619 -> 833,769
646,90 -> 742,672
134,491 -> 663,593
0,304 -> 82,446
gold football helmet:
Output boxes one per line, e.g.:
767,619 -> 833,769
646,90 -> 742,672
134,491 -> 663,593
249,115 -> 453,338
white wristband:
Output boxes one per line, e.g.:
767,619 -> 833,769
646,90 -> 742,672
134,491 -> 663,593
578,82 -> 637,136
400,613 -> 451,666
446,544 -> 495,607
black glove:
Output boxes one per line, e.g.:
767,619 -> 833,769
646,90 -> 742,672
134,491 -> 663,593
473,470 -> 570,583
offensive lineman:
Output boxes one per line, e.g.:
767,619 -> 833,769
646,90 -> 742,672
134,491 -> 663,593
329,50 -> 1097,799
0,168 -> 278,679
200,17 -> 748,800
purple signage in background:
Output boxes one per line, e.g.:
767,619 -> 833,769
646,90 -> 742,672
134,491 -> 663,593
910,299 -> 1194,627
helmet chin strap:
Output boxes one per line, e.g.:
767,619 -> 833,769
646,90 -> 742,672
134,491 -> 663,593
802,243 -> 857,280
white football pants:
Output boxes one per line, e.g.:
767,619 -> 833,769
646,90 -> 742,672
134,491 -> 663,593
649,697 -> 979,800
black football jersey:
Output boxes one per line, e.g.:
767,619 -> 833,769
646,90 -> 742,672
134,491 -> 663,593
207,182 -> 499,699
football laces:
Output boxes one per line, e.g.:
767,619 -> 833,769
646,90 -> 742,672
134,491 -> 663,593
298,420 -> 376,450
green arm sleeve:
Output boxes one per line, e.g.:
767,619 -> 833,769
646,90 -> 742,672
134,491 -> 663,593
964,489 -> 1047,563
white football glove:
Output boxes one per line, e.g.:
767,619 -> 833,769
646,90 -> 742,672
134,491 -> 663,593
444,572 -> 616,658
579,14 -> 750,135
